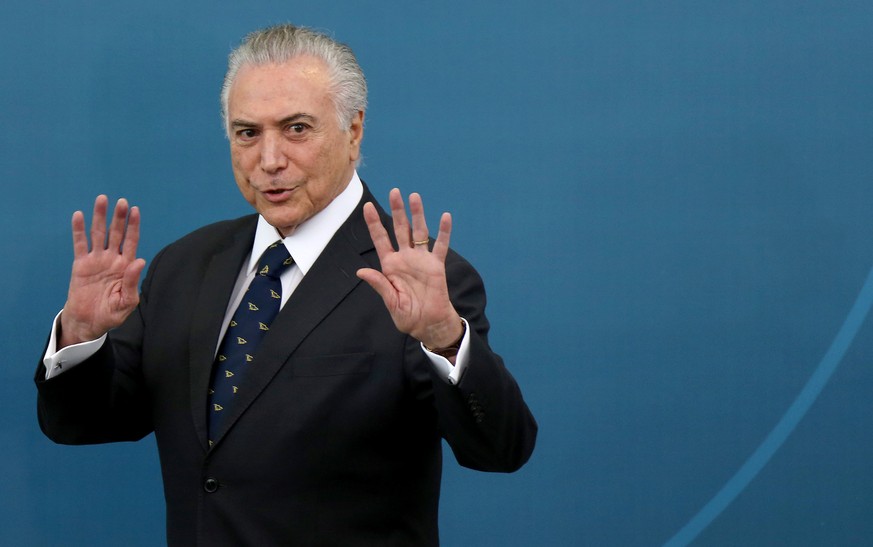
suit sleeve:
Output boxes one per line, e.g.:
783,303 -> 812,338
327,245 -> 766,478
34,251 -> 164,445
423,254 -> 538,472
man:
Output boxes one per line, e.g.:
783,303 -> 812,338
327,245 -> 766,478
37,24 -> 536,546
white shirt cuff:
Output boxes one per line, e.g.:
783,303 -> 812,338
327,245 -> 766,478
42,310 -> 107,380
421,318 -> 470,386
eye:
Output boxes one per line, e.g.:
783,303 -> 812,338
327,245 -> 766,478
235,128 -> 259,141
287,123 -> 309,134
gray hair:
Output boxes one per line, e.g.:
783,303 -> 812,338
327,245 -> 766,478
220,24 -> 368,135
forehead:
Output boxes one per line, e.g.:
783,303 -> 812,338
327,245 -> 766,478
228,56 -> 333,117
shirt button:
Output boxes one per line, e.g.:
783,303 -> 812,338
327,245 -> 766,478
203,478 -> 220,493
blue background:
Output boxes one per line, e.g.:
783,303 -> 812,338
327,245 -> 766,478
3,1 -> 873,545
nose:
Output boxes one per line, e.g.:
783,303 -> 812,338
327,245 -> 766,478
259,131 -> 288,173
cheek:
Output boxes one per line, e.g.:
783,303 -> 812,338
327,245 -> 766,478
233,179 -> 256,207
315,142 -> 346,176
230,156 -> 257,203
230,146 -> 257,173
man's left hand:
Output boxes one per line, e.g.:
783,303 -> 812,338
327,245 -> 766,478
357,189 -> 463,351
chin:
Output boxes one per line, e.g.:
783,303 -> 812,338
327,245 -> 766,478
262,210 -> 302,235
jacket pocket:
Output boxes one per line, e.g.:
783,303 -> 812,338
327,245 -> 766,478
288,352 -> 373,377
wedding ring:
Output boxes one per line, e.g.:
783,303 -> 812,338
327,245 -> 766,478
413,239 -> 429,246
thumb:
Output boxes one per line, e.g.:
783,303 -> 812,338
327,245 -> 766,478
356,268 -> 397,308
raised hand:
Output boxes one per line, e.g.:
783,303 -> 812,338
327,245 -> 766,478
59,195 -> 146,348
356,189 -> 463,351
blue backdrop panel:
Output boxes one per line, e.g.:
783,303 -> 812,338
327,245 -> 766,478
2,1 -> 872,545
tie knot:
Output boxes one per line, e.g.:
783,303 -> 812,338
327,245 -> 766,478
257,241 -> 293,279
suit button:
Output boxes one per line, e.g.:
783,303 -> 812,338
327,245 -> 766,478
203,478 -> 220,493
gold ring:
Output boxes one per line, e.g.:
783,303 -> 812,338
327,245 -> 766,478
413,239 -> 429,246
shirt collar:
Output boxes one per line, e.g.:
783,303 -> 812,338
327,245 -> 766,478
249,171 -> 363,276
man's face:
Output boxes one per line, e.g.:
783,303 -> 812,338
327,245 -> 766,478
227,56 -> 364,236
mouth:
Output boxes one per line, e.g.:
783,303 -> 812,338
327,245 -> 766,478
260,186 -> 297,203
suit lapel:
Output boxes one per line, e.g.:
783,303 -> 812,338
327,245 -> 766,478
208,188 -> 382,449
189,219 -> 257,452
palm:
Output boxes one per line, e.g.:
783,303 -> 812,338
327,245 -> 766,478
60,196 -> 146,347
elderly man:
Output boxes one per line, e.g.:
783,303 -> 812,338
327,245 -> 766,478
37,24 -> 536,546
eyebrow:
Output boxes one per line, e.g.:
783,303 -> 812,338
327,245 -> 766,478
230,113 -> 318,129
279,113 -> 317,125
230,119 -> 258,129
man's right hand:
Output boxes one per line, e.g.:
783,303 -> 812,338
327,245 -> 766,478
58,195 -> 146,349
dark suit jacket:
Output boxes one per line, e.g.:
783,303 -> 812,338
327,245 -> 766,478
36,185 -> 537,546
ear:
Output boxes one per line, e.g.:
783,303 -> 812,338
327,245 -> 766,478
348,110 -> 365,162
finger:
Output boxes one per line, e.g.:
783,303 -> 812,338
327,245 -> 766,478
362,202 -> 395,258
122,205 -> 141,262
121,258 -> 147,306
408,193 -> 430,250
389,188 -> 412,248
107,198 -> 130,254
89,195 -> 109,251
71,211 -> 89,258
431,212 -> 452,262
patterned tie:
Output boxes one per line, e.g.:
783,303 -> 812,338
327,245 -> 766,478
207,241 -> 293,445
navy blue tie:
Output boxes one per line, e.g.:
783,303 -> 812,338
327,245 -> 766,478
207,241 -> 293,445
